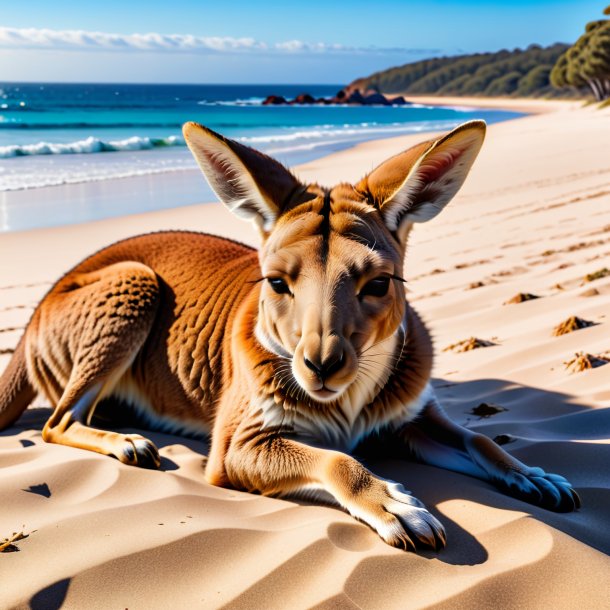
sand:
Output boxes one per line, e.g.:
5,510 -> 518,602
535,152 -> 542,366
1,100 -> 610,609
402,95 -> 580,114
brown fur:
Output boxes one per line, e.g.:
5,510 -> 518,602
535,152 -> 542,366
0,121 -> 579,551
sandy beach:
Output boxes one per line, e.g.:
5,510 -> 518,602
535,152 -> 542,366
1,100 -> 610,609
405,95 -> 581,114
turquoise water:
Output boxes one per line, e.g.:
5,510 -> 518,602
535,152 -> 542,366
0,83 -> 523,230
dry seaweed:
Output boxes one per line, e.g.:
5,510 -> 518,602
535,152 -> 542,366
0,531 -> 29,553
584,268 -> 610,283
552,316 -> 596,336
503,293 -> 540,305
455,259 -> 490,270
564,352 -> 609,373
443,337 -> 495,352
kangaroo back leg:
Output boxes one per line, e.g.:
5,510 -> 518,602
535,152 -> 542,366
42,379 -> 160,468
31,261 -> 161,468
0,337 -> 37,430
391,387 -> 580,512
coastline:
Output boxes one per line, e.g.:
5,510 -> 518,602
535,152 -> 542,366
0,99 -> 525,232
1,99 -> 610,608
402,94 -> 583,114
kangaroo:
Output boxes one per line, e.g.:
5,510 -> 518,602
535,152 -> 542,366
0,120 -> 579,551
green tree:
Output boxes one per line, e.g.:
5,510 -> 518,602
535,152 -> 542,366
551,8 -> 610,101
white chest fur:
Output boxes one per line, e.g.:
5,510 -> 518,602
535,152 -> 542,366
260,375 -> 433,453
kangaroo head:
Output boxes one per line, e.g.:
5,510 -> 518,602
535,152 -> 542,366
183,121 -> 485,404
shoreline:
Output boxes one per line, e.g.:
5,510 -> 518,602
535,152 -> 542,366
1,100 -> 610,608
403,94 -> 584,114
0,96 -> 588,243
0,99 -> 530,232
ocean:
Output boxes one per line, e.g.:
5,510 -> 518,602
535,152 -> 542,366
0,83 -> 523,231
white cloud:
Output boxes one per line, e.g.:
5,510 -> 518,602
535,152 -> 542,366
0,27 -> 437,56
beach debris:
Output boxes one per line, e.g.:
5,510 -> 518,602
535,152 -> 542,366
0,531 -> 29,553
503,292 -> 540,305
0,348 -> 14,355
552,316 -> 596,336
492,269 -> 514,278
455,259 -> 490,269
583,267 -> 610,283
468,402 -> 507,419
564,351 -> 609,373
467,281 -> 485,290
443,337 -> 495,352
493,434 -> 516,445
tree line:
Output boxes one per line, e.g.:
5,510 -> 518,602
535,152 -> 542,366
349,44 -> 572,98
350,5 -> 610,101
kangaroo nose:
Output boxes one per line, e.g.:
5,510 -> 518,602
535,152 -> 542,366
304,353 -> 344,381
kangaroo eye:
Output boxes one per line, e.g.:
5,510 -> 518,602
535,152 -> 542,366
360,276 -> 390,298
267,277 -> 291,295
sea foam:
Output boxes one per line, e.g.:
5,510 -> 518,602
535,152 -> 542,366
0,121 -> 460,159
0,135 -> 184,158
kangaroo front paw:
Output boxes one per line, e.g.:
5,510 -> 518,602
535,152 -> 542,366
495,466 -> 580,513
347,481 -> 446,552
118,435 -> 161,469
465,435 -> 580,512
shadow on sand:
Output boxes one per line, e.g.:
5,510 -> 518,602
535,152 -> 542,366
1,374 -> 608,610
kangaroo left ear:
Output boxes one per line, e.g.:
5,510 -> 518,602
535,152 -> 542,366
183,122 -> 301,235
357,120 -> 486,245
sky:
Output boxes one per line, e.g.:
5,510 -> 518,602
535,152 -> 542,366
0,0 -> 605,84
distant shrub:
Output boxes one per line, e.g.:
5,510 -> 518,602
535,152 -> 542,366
517,65 -> 552,95
484,72 -> 522,96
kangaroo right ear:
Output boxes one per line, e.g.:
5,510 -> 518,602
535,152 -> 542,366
356,120 -> 486,247
183,122 -> 301,234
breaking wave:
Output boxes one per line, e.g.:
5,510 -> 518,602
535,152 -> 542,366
0,135 -> 184,158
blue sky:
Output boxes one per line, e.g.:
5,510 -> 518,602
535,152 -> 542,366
0,0 -> 605,83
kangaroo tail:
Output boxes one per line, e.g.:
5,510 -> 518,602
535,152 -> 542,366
0,336 -> 37,430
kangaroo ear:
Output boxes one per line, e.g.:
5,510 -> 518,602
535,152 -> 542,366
357,120 -> 486,245
183,122 -> 301,233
